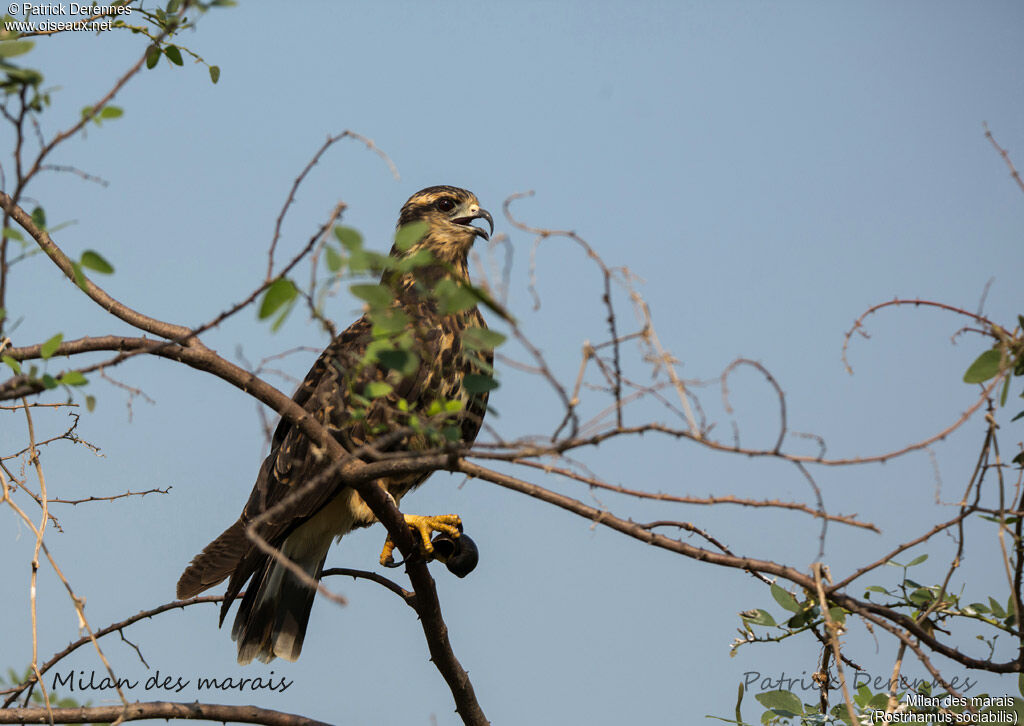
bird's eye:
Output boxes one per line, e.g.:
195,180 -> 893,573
435,197 -> 456,212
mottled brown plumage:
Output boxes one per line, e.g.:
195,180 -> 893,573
176,186 -> 494,664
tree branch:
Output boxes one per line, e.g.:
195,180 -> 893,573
0,192 -> 201,345
0,701 -> 330,725
3,596 -> 226,708
454,459 -> 1024,674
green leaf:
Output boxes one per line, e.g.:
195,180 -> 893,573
259,278 -> 297,320
442,425 -> 461,441
770,583 -> 801,613
85,395 -> 96,412
99,105 -> 123,120
346,249 -> 369,273
364,338 -> 394,363
434,278 -> 478,314
370,308 -> 410,336
41,374 -> 58,390
394,220 -> 429,251
964,349 -> 1003,383
754,689 -> 802,717
378,349 -> 418,376
351,283 -> 393,309
463,327 -> 506,351
396,248 -> 434,273
866,692 -> 890,710
347,248 -> 393,274
333,226 -> 363,251
70,261 -> 88,291
364,381 -> 392,398
40,333 -> 63,360
463,373 -> 499,394
2,227 -> 24,242
989,596 -> 1007,619
1001,374 -> 1011,407
164,44 -> 183,65
145,44 -> 161,69
209,65 -> 220,84
2,355 -> 21,375
906,553 -> 928,567
324,245 -> 344,272
3,67 -> 43,86
59,370 -> 87,386
909,588 -> 934,607
30,206 -> 46,229
80,250 -> 114,274
740,608 -> 776,627
828,606 -> 846,625
0,40 -> 34,59
270,302 -> 293,332
786,610 -> 812,628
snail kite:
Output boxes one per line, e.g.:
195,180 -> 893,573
177,186 -> 494,664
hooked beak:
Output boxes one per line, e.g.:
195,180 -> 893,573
453,206 -> 494,241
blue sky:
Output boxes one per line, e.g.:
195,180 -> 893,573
3,2 -> 1024,724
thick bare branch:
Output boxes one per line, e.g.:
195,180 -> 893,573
0,701 -> 330,725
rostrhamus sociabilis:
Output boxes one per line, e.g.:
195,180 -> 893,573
176,186 -> 494,664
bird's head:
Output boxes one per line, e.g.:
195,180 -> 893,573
393,186 -> 493,266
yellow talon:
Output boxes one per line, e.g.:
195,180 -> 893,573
379,514 -> 462,566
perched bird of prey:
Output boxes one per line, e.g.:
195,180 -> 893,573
177,186 -> 495,665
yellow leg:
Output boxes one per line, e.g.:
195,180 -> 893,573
379,514 -> 462,566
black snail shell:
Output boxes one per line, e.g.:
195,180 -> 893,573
430,531 -> 480,578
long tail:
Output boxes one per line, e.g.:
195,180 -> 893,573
177,519 -> 249,600
231,540 -> 329,665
